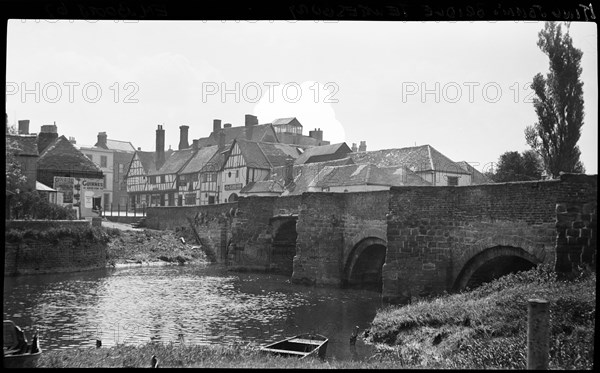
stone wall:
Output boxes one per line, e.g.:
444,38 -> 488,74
4,220 -> 106,275
383,174 -> 597,304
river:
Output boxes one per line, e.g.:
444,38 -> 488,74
3,264 -> 384,362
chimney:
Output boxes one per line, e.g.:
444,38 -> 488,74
224,123 -> 232,128
359,141 -> 366,152
308,128 -> 323,142
284,156 -> 295,186
245,114 -> 258,127
351,143 -> 357,152
68,136 -> 76,144
218,130 -> 226,149
95,132 -> 108,148
18,120 -> 30,135
213,119 -> 222,133
179,125 -> 189,150
37,124 -> 59,154
137,147 -> 141,151
155,125 -> 165,170
192,139 -> 199,150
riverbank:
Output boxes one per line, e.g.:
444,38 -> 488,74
102,223 -> 210,267
35,265 -> 595,369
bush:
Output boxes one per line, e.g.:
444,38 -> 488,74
10,191 -> 76,220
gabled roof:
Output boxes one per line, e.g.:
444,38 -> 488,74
256,142 -> 301,168
135,150 -> 157,172
106,139 -> 136,152
350,144 -> 470,174
281,157 -> 355,196
271,117 -> 301,126
195,124 -> 279,148
179,145 -> 220,174
240,180 -> 285,194
6,135 -> 38,156
456,161 -> 493,184
313,163 -> 430,188
201,148 -> 227,173
235,139 -> 270,169
148,148 -> 196,176
38,136 -> 103,174
294,143 -> 352,165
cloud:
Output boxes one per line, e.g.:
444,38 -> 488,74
253,80 -> 345,144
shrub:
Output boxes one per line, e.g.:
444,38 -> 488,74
10,191 -> 76,220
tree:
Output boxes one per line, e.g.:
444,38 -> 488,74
525,21 -> 585,178
5,126 -> 27,193
492,150 -> 543,182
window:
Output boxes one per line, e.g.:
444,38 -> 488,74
235,170 -> 239,178
161,175 -> 166,183
447,176 -> 459,186
103,175 -> 107,188
149,176 -> 156,184
86,154 -> 93,161
208,196 -> 215,204
100,155 -> 107,167
185,193 -> 195,205
119,163 -> 124,173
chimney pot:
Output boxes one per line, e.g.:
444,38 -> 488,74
224,123 -> 232,128
96,131 -> 108,148
193,139 -> 199,150
218,130 -> 226,149
358,141 -> 366,152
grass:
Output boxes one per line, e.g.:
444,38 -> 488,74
366,264 -> 595,369
37,342 -> 404,369
35,265 -> 595,369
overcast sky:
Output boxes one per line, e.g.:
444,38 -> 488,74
6,20 -> 598,174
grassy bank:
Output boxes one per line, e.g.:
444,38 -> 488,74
36,265 -> 595,369
366,265 -> 595,369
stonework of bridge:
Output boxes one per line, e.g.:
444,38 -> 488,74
146,173 -> 596,304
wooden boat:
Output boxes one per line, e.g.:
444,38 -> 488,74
260,333 -> 328,359
3,320 -> 42,368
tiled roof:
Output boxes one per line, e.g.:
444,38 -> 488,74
148,148 -> 196,175
195,124 -> 279,147
257,142 -> 301,167
106,139 -> 136,152
240,180 -> 285,194
38,136 -> 103,174
350,144 -> 470,174
294,143 -> 352,165
201,149 -> 227,173
281,157 -> 355,196
271,117 -> 300,126
135,151 -> 157,172
6,135 -> 38,156
179,145 -> 219,174
378,166 -> 432,186
313,163 -> 429,188
456,161 -> 493,184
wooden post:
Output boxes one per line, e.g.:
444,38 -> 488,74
527,299 -> 549,370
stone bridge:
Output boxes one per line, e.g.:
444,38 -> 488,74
147,173 -> 596,304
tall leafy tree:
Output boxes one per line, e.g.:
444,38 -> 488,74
492,150 -> 543,182
525,21 -> 585,178
5,126 -> 27,193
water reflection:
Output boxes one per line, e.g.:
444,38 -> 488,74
3,265 -> 382,361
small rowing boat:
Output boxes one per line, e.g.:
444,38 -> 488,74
3,320 -> 42,368
260,333 -> 328,359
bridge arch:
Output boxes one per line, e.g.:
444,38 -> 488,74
270,218 -> 297,275
452,245 -> 540,291
343,236 -> 387,292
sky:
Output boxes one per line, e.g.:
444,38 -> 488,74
5,20 -> 598,174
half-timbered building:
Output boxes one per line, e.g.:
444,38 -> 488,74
177,145 -> 220,205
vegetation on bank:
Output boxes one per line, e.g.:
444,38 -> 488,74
103,227 -> 209,266
35,265 -> 595,369
5,224 -> 110,244
366,265 -> 595,369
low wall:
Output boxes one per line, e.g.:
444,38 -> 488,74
4,220 -> 107,275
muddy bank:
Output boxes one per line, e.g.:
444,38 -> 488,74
105,227 -> 210,267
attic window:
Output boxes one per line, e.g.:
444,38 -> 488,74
447,176 -> 459,186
